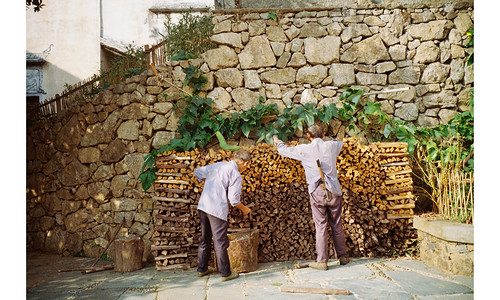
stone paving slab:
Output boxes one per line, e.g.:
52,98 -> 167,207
384,258 -> 450,277
118,287 -> 158,300
27,258 -> 474,300
246,282 -> 328,300
243,269 -> 289,286
416,294 -> 474,300
155,275 -> 208,300
293,260 -> 375,281
325,278 -> 414,300
385,270 -> 473,296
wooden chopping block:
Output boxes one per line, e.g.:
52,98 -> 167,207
227,228 -> 260,273
114,236 -> 144,273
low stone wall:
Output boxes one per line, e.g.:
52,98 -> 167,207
413,217 -> 473,276
26,3 -> 473,261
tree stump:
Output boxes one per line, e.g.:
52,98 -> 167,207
114,236 -> 144,273
227,228 -> 260,273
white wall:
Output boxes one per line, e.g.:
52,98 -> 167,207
26,0 -> 101,101
101,0 -> 215,47
101,0 -> 158,46
26,0 -> 215,102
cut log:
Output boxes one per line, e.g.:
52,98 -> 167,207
387,203 -> 415,210
155,172 -> 183,177
279,286 -> 350,295
154,253 -> 188,260
386,194 -> 414,201
382,161 -> 409,167
82,264 -> 114,274
153,196 -> 190,204
156,163 -> 189,169
155,225 -> 191,233
385,169 -> 412,176
387,213 -> 414,219
154,187 -> 189,194
385,186 -> 413,195
157,154 -> 191,161
227,228 -> 260,273
156,263 -> 190,271
385,177 -> 412,185
156,179 -> 190,185
377,153 -> 409,159
114,236 -> 144,273
150,245 -> 182,251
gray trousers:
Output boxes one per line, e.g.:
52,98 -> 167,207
310,185 -> 348,263
197,210 -> 231,277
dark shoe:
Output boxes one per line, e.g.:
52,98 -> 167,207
221,272 -> 239,281
308,262 -> 328,270
339,256 -> 350,265
197,266 -> 216,277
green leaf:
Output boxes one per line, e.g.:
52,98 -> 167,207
138,168 -> 157,192
304,111 -> 315,126
241,123 -> 252,137
383,124 -> 393,138
268,10 -> 277,21
141,152 -> 157,172
364,101 -> 381,115
171,50 -> 197,61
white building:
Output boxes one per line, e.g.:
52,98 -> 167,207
26,0 -> 214,103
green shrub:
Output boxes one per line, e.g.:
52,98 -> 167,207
161,10 -> 216,59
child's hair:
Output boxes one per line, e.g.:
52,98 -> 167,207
307,123 -> 325,138
233,149 -> 251,162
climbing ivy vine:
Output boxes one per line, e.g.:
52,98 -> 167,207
139,63 -> 474,191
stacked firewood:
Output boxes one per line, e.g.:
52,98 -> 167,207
337,138 -> 416,257
152,138 -> 417,269
151,153 -> 199,271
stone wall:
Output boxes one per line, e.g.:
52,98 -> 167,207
26,3 -> 473,261
229,0 -> 474,10
414,217 -> 473,276
205,6 -> 473,128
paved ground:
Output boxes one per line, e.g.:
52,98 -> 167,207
26,254 -> 473,300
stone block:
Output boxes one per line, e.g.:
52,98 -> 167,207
117,120 -> 139,140
296,65 -> 328,86
394,103 -> 418,121
260,68 -> 296,85
341,35 -> 389,64
267,26 -> 288,42
389,67 -> 421,84
376,62 -> 397,73
304,36 -> 341,65
288,52 -> 307,67
231,88 -> 260,111
202,46 -> 239,70
414,217 -> 473,244
215,68 -> 244,88
211,32 -> 244,49
330,63 -> 355,87
299,22 -> 328,38
356,72 -> 387,85
238,36 -> 276,69
421,62 -> 450,84
407,20 -> 454,41
414,41 -> 440,64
